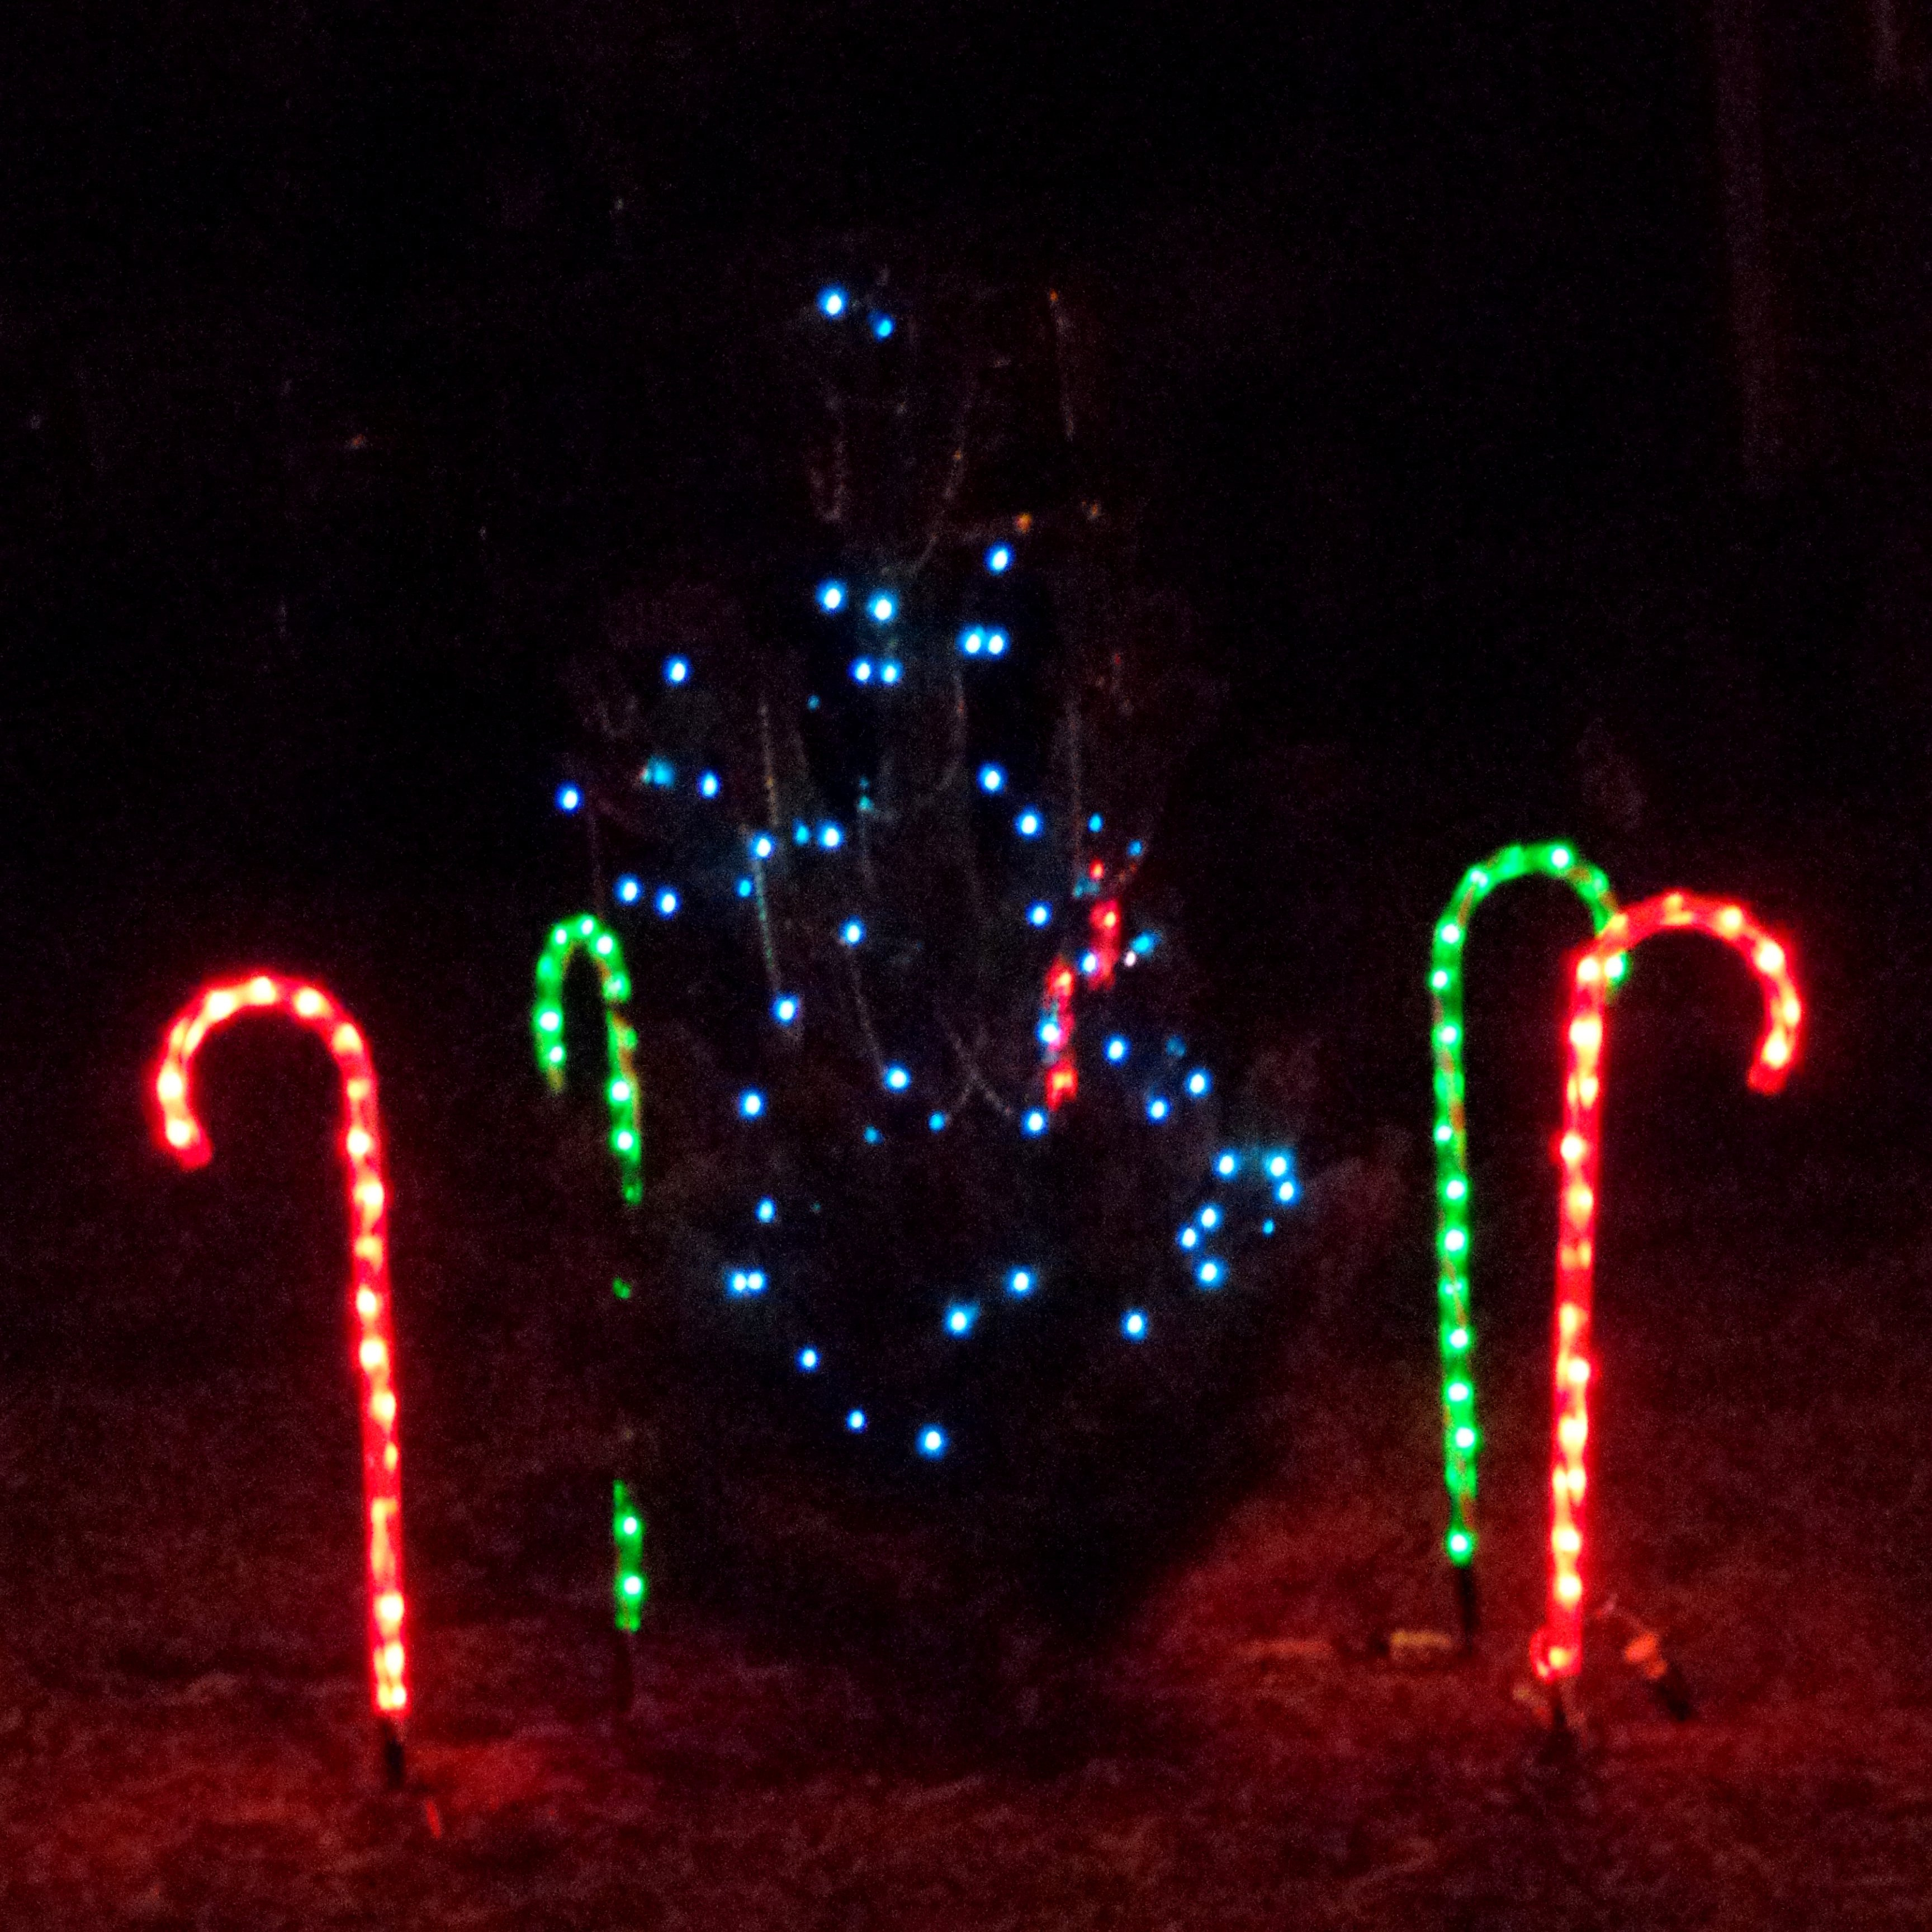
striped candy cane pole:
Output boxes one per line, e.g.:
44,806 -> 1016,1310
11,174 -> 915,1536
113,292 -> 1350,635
155,974 -> 409,1786
1430,843 -> 1620,1637
1532,892 -> 1801,1692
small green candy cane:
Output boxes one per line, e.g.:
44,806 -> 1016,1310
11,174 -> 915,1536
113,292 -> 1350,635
1430,844 -> 1621,1595
613,1480 -> 647,1632
536,916 -> 650,1651
533,915 -> 643,1206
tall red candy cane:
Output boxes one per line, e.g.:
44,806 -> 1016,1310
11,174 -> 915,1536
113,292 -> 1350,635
1532,893 -> 1801,1688
155,974 -> 409,1783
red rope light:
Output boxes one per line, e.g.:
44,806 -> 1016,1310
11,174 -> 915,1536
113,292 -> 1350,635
1533,893 -> 1801,1688
155,974 -> 409,1779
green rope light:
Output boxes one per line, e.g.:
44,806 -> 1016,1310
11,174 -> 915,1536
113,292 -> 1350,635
613,1480 -> 647,1632
1431,843 -> 1621,1588
535,916 -> 649,1649
533,915 -> 643,1206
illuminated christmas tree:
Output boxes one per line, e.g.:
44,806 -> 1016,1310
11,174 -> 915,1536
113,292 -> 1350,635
545,267 -> 1305,1639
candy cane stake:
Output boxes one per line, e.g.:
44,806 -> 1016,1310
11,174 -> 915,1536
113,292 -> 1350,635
155,974 -> 409,1787
533,916 -> 648,1691
1431,842 -> 1621,1638
1531,892 -> 1801,1697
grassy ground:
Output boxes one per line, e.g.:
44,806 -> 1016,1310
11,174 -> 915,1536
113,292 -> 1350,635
4,887 -> 1931,1928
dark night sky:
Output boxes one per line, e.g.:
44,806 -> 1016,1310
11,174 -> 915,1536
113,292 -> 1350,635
0,0 -> 1733,873
7,0 -> 1926,1145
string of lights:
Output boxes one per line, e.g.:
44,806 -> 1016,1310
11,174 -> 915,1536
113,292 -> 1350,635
541,274 -> 1287,1474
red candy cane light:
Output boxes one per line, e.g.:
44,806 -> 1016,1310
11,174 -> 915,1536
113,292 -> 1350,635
156,974 -> 409,1782
1533,893 -> 1801,1689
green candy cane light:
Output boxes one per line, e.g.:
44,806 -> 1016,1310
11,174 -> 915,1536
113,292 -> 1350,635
533,915 -> 643,1206
612,1479 -> 647,1632
1431,844 -> 1621,1618
536,915 -> 650,1664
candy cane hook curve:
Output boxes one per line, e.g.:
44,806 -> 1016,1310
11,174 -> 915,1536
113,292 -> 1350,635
533,915 -> 644,1206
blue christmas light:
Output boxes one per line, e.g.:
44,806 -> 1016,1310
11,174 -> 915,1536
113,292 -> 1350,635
986,544 -> 1011,574
1196,1259 -> 1224,1288
1267,1153 -> 1291,1181
1277,1179 -> 1298,1204
820,823 -> 844,849
928,1111 -> 948,1131
1128,840 -> 1145,858
556,784 -> 581,813
1178,1227 -> 1199,1251
773,996 -> 799,1025
1200,1205 -> 1223,1232
700,771 -> 721,799
740,1091 -> 765,1119
1262,1219 -> 1277,1236
919,1427 -> 948,1457
757,1197 -> 776,1223
1130,932 -> 1158,957
1147,1097 -> 1170,1122
841,918 -> 865,946
751,833 -> 775,860
846,1409 -> 867,1432
1167,1037 -> 1186,1059
1186,1069 -> 1211,1098
798,1347 -> 820,1371
818,288 -> 848,318
884,1065 -> 911,1092
794,822 -> 811,845
642,757 -> 676,789
959,628 -> 986,656
1022,1109 -> 1047,1135
737,877 -> 754,898
1088,813 -> 1104,833
945,1303 -> 978,1336
985,631 -> 1008,656
655,888 -> 679,917
1122,1310 -> 1148,1341
1106,1036 -> 1129,1063
728,1268 -> 768,1296
851,658 -> 874,684
873,314 -> 894,339
1007,1269 -> 1035,1296
1079,951 -> 1100,976
1016,809 -> 1042,837
868,592 -> 896,624
817,579 -> 846,612
1215,1151 -> 1239,1177
616,875 -> 641,905
665,656 -> 690,685
979,764 -> 1005,794
863,1125 -> 882,1144
1029,902 -> 1052,927
880,661 -> 902,685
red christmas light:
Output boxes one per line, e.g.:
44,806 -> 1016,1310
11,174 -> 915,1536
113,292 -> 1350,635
1532,894 -> 1801,1688
1086,897 -> 1123,989
155,974 -> 410,1778
1041,958 -> 1079,1110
